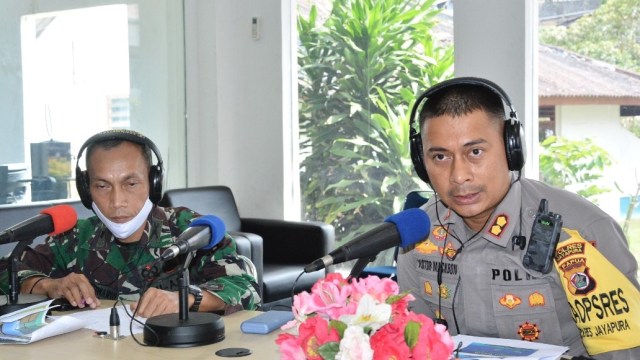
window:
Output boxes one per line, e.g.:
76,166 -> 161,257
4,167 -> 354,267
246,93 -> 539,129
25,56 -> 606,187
0,1 -> 186,206
296,0 -> 452,268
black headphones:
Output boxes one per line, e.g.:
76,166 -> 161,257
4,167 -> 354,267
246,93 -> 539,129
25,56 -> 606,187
75,129 -> 164,209
409,77 -> 526,185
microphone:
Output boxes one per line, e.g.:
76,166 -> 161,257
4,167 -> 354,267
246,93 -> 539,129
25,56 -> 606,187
304,208 -> 431,273
0,205 -> 78,245
160,215 -> 226,260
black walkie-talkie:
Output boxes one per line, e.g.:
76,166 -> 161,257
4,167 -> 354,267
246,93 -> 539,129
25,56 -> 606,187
522,199 -> 563,274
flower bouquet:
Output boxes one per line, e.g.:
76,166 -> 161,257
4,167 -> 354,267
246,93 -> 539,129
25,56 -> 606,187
276,273 -> 454,360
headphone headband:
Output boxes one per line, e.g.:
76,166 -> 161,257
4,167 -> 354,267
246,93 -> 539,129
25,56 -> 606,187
409,77 -> 525,185
75,129 -> 165,209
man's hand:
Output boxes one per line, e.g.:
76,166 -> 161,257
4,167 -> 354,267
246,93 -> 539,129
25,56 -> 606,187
32,273 -> 100,309
131,288 -> 182,318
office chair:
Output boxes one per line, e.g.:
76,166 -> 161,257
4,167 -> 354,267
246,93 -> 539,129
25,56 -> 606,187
159,185 -> 335,307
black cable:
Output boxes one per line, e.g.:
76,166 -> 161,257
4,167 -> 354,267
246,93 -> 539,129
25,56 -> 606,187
432,194 -> 494,334
451,276 -> 461,334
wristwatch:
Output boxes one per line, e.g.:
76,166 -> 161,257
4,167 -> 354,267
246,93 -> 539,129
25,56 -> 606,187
188,285 -> 203,312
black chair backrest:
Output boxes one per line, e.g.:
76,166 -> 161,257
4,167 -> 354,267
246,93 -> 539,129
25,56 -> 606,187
403,190 -> 430,210
159,186 -> 242,232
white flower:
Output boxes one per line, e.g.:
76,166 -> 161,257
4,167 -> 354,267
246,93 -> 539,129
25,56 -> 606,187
335,325 -> 374,360
339,294 -> 391,332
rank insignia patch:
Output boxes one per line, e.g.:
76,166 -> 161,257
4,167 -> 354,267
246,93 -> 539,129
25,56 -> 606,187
518,322 -> 541,341
499,294 -> 522,309
488,214 -> 509,238
528,292 -> 546,307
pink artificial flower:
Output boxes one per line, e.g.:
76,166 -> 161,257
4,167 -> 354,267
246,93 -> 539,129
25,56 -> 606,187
350,276 -> 399,304
276,273 -> 455,360
308,273 -> 354,319
291,291 -> 320,322
402,312 -> 454,360
276,333 -> 306,360
389,292 -> 415,317
370,322 -> 412,360
297,316 -> 341,360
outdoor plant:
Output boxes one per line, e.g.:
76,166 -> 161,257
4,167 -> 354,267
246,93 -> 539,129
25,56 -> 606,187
297,0 -> 453,252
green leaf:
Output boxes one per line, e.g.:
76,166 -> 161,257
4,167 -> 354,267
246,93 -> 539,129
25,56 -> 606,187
405,320 -> 421,349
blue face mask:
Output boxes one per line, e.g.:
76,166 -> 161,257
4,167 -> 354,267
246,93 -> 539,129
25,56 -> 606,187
92,199 -> 153,239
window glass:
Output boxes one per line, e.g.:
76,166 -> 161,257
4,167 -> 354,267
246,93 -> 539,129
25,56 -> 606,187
296,0 -> 453,269
539,0 -> 640,272
0,0 -> 186,206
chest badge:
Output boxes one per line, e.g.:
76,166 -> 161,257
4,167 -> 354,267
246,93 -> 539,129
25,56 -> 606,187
528,292 -> 546,307
423,280 -> 433,296
432,226 -> 447,241
416,240 -> 439,254
499,293 -> 522,309
518,321 -> 541,341
439,283 -> 451,299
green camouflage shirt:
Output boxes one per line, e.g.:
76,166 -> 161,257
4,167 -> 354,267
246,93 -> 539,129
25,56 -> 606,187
17,206 -> 261,314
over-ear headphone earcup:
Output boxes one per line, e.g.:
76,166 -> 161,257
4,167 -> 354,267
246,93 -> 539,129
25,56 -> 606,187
410,132 -> 430,185
504,119 -> 525,172
148,164 -> 163,204
76,167 -> 93,209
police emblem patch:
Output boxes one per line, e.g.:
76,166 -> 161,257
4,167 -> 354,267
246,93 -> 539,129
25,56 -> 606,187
432,226 -> 447,241
560,257 -> 597,295
518,321 -> 541,341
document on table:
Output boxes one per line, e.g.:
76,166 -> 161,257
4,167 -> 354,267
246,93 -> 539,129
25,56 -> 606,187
0,299 -> 88,344
452,335 -> 569,360
63,304 -> 147,336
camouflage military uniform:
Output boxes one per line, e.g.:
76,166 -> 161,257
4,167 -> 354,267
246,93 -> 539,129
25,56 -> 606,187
18,206 -> 261,314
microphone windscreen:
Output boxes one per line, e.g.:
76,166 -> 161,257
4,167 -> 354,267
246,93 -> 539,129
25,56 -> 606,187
40,205 -> 78,235
189,215 -> 226,249
385,208 -> 430,247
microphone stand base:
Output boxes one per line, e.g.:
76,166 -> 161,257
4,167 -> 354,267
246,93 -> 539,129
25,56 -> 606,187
0,294 -> 49,316
143,312 -> 225,347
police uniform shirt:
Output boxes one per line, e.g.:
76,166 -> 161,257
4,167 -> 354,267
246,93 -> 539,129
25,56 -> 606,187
397,178 -> 640,359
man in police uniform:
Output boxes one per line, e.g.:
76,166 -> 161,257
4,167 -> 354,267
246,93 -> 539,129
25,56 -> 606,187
18,130 -> 261,317
397,77 -> 640,359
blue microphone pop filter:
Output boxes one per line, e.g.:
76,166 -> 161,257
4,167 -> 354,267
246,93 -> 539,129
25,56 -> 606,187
189,215 -> 226,250
384,208 -> 430,247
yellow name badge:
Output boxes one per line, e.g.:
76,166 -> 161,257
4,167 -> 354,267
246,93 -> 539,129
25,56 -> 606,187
554,229 -> 640,354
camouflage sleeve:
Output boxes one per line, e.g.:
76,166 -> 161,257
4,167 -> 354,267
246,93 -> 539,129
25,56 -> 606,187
17,218 -> 96,285
173,208 -> 262,314
191,234 -> 262,314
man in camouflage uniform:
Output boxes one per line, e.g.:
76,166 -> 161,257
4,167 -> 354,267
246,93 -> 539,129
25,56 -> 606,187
18,130 -> 261,317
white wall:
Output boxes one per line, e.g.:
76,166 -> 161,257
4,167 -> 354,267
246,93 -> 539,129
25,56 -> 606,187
454,0 -> 538,178
185,0 -> 296,220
